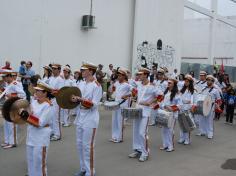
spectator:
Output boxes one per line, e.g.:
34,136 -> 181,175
22,61 -> 35,101
2,61 -> 12,70
96,64 -> 106,84
225,88 -> 236,125
150,65 -> 157,83
18,61 -> 26,78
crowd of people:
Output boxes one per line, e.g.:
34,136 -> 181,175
0,60 -> 236,176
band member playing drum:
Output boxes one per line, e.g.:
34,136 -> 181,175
178,74 -> 196,145
128,68 -> 162,162
194,71 -> 207,135
18,81 -> 53,176
109,68 -> 131,143
160,78 -> 181,152
71,62 -> 102,176
1,71 -> 26,149
198,75 -> 221,139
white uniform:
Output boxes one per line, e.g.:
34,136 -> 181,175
49,76 -> 64,138
4,81 -> 26,146
177,80 -> 185,91
160,91 -> 181,151
153,79 -> 168,92
111,81 -> 131,142
179,89 -> 196,144
60,78 -> 75,126
74,80 -> 102,176
194,80 -> 207,131
199,86 -> 221,138
41,76 -> 52,85
26,99 -> 53,176
132,82 -> 162,157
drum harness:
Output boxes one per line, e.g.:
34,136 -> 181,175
201,86 -> 215,110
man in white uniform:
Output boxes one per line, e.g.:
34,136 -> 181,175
72,62 -> 102,176
49,64 -> 64,141
109,68 -> 131,143
128,68 -> 163,162
60,66 -> 75,127
1,70 -> 26,149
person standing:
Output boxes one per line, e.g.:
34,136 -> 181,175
1,71 -> 26,149
72,62 -> 102,176
128,68 -> 162,162
2,61 -> 12,70
18,81 -> 53,176
225,88 -> 236,125
22,61 -> 35,102
109,68 -> 131,143
49,64 -> 64,141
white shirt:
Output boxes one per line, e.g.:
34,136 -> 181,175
180,89 -> 196,111
153,79 -> 168,92
42,76 -> 52,85
49,75 -> 64,90
137,82 -> 163,117
113,81 -> 131,108
5,81 -> 26,99
62,78 -> 75,87
26,100 -> 53,146
75,80 -> 102,128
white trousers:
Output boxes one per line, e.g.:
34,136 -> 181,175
132,116 -> 149,157
112,109 -> 124,141
51,102 -> 61,138
179,130 -> 190,143
3,120 -> 17,145
161,119 -> 176,150
60,108 -> 70,125
26,145 -> 48,176
76,126 -> 96,176
199,111 -> 214,137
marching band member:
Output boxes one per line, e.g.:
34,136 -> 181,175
42,66 -> 52,85
198,75 -> 221,139
60,66 -> 75,127
160,78 -> 181,152
194,71 -> 207,134
19,81 -> 53,176
109,68 -> 131,143
128,68 -> 163,162
153,68 -> 168,92
1,71 -> 26,149
72,62 -> 102,176
178,74 -> 196,145
49,64 -> 64,141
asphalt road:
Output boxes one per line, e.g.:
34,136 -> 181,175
0,110 -> 236,176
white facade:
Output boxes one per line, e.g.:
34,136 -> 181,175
0,0 -> 235,75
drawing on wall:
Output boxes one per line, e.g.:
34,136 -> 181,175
134,39 -> 175,72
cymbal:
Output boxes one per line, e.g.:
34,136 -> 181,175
56,86 -> 81,109
10,99 -> 30,124
1,97 -> 20,122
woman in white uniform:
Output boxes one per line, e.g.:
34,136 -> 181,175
178,74 -> 196,145
160,78 -> 181,152
19,81 -> 53,176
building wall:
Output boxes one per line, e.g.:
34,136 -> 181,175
182,17 -> 236,66
0,0 -> 135,73
132,0 -> 184,73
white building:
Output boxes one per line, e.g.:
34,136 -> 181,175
0,0 -> 235,79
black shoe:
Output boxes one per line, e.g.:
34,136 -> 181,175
74,171 -> 86,176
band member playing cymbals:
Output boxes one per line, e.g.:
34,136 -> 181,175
71,62 -> 102,176
18,81 -> 53,176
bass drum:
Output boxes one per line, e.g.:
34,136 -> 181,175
194,94 -> 213,117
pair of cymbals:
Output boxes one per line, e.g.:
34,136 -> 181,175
1,97 -> 29,124
56,87 -> 81,109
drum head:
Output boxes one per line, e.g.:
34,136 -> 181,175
203,94 -> 213,116
104,101 -> 119,106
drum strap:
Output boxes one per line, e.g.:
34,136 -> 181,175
160,80 -> 164,84
196,80 -> 201,84
119,99 -> 126,106
201,81 -> 206,84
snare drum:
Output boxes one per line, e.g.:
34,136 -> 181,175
178,111 -> 196,132
103,101 -> 120,111
156,109 -> 174,128
121,107 -> 142,119
194,94 -> 213,116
